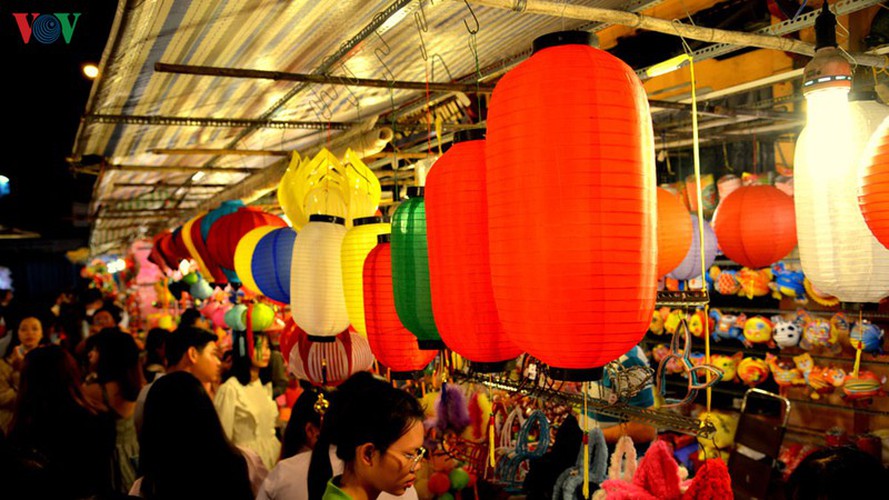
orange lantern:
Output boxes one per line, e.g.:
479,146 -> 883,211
860,117 -> 889,249
425,129 -> 521,371
485,31 -> 656,380
657,188 -> 693,277
363,235 -> 437,379
712,185 -> 797,269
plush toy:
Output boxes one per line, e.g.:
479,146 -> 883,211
850,320 -> 885,355
697,411 -> 738,462
800,318 -> 842,355
804,278 -> 840,307
742,316 -> 775,348
830,313 -> 851,347
709,352 -> 744,383
650,308 -> 668,335
663,309 -> 685,336
736,267 -> 772,299
806,365 -> 836,400
687,308 -> 714,338
766,353 -> 806,395
709,309 -> 746,343
737,357 -> 770,387
770,262 -> 807,303
710,266 -> 741,296
842,370 -> 887,401
793,309 -> 813,330
772,317 -> 802,349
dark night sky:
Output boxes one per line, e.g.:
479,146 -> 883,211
0,1 -> 117,241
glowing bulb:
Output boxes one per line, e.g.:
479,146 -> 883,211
82,63 -> 99,79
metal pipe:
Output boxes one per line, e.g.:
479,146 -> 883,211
85,114 -> 353,130
106,165 -> 256,174
150,148 -> 289,157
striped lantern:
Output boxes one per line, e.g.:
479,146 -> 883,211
711,185 -> 797,269
657,187 -> 693,277
288,327 -> 374,387
291,215 -> 349,341
795,97 -> 889,302
206,207 -> 285,278
859,115 -> 889,250
485,31 -> 656,380
180,213 -> 213,280
252,227 -> 298,305
391,187 -> 442,349
341,216 -> 391,336
425,130 -> 522,371
364,234 -> 438,379
233,226 -> 278,296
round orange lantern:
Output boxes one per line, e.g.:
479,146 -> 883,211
485,31 -> 656,380
657,188 -> 693,277
425,129 -> 522,371
860,116 -> 889,249
363,234 -> 437,379
712,185 -> 797,269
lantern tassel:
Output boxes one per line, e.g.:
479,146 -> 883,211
488,414 -> 496,468
583,383 -> 590,499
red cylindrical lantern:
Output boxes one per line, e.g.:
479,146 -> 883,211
657,187 -> 693,277
485,31 -> 656,380
860,117 -> 889,249
425,130 -> 522,371
206,207 -> 286,272
363,235 -> 437,379
149,231 -> 176,271
712,185 -> 797,269
169,226 -> 193,262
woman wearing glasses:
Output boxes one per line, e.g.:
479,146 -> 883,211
306,371 -> 426,500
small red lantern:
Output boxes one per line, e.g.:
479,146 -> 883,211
485,31 -> 656,380
363,235 -> 437,379
657,188 -> 693,277
206,207 -> 286,273
288,327 -> 374,387
860,118 -> 889,249
425,129 -> 521,371
712,185 -> 797,269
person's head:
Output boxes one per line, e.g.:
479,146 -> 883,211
4,313 -> 49,359
308,371 -> 426,499
90,306 -> 121,333
228,331 -> 271,386
179,308 -> 210,330
165,326 -> 220,384
0,289 -> 12,305
79,288 -> 104,315
281,386 -> 328,459
9,345 -> 92,437
87,328 -> 143,401
140,371 -> 252,500
786,445 -> 888,499
144,328 -> 168,366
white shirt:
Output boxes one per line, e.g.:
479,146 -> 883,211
215,376 -> 282,470
258,446 -> 419,500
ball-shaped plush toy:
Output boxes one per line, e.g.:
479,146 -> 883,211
437,494 -> 455,500
428,472 -> 451,495
182,272 -> 200,285
449,468 -> 470,490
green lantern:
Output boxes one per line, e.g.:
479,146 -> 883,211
391,186 -> 442,349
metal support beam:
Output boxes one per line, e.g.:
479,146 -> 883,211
85,114 -> 353,130
154,63 -> 496,93
114,182 -> 229,188
150,148 -> 289,157
106,164 -> 256,174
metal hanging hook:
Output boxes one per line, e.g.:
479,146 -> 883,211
462,0 -> 480,34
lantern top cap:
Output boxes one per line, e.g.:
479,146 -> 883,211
406,186 -> 425,198
532,31 -> 592,54
454,128 -> 486,143
352,216 -> 383,227
308,214 -> 346,225
377,233 -> 391,244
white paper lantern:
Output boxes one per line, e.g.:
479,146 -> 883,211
341,216 -> 391,336
795,96 -> 889,303
291,214 -> 350,340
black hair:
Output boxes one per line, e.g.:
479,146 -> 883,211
92,305 -> 122,325
280,386 -> 328,460
785,445 -> 888,499
79,288 -> 103,307
179,308 -> 204,328
88,328 -> 144,401
3,312 -> 50,359
226,330 -> 271,386
139,371 -> 253,500
164,326 -> 217,367
144,328 -> 168,365
307,371 -> 425,500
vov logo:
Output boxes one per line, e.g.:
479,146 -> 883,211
13,13 -> 82,44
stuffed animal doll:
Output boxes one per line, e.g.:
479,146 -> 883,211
773,316 -> 802,349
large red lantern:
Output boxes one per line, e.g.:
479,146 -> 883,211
206,207 -> 285,275
712,185 -> 797,269
188,215 -> 227,284
363,235 -> 437,379
169,226 -> 193,262
657,188 -> 693,277
425,130 -> 521,371
860,117 -> 889,249
148,231 -> 176,271
485,31 -> 656,380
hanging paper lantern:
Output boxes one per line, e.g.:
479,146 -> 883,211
243,302 -> 275,331
341,216 -> 391,336
180,214 -> 211,279
148,231 -> 176,272
169,226 -> 193,263
795,97 -> 889,302
343,148 -> 383,223
288,327 -> 374,387
711,185 -> 797,269
278,152 -> 304,229
224,304 -> 248,331
425,130 -> 521,370
859,115 -> 889,250
206,207 -> 285,276
485,31 -> 656,380
279,316 -> 301,361
668,215 -> 719,281
201,200 -> 244,242
364,235 -> 438,379
186,214 -> 227,284
234,226 -> 278,295
189,278 -> 214,300
253,227 -> 297,305
291,215 -> 349,341
657,188 -> 693,277
391,187 -> 442,350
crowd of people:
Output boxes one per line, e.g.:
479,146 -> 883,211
0,287 -> 428,500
